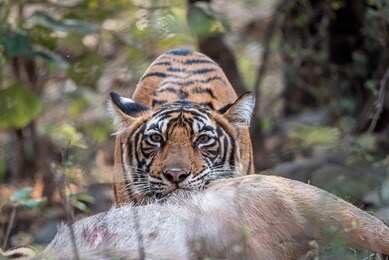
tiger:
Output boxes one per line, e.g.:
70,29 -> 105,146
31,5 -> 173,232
4,175 -> 389,259
109,48 -> 255,204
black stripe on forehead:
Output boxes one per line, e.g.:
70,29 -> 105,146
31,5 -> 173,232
141,72 -> 186,81
155,87 -> 178,94
183,58 -> 218,65
154,87 -> 188,100
198,102 -> 214,109
147,108 -> 210,134
152,99 -> 167,107
164,49 -> 219,67
154,112 -> 207,129
191,86 -> 217,99
166,48 -> 193,56
166,118 -> 192,135
164,67 -> 216,75
159,76 -> 227,88
152,105 -> 210,123
153,61 -> 171,66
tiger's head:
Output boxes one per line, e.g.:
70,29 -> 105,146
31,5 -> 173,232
109,92 -> 255,204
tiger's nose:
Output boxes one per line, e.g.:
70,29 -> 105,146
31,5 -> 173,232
163,168 -> 189,183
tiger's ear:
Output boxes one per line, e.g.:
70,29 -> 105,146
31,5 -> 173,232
219,92 -> 255,128
108,92 -> 150,131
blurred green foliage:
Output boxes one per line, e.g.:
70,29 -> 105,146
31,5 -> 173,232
0,0 -> 191,130
10,187 -> 47,209
0,83 -> 41,129
69,192 -> 95,213
289,123 -> 341,149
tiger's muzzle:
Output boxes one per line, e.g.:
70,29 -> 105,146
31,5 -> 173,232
163,168 -> 190,184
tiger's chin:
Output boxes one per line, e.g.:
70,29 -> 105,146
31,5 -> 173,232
134,180 -> 209,204
153,187 -> 199,203
130,188 -> 189,205
164,189 -> 193,200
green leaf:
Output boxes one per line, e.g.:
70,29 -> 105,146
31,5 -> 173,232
10,187 -> 34,202
67,52 -> 104,87
30,11 -> 69,32
0,30 -> 30,57
72,200 -> 88,212
260,117 -> 275,133
60,33 -> 89,58
50,0 -> 84,8
28,25 -> 58,49
19,197 -> 47,209
364,80 -> 377,93
30,11 -> 97,34
62,19 -> 98,34
30,50 -> 69,69
338,98 -> 356,112
187,2 -> 224,39
114,33 -> 142,50
69,193 -> 94,213
308,240 -> 319,249
74,193 -> 95,204
50,123 -> 87,149
0,83 -> 42,129
68,96 -> 89,118
81,119 -> 112,143
290,123 -> 340,147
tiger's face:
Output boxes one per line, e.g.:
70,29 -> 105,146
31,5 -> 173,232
109,92 -> 255,203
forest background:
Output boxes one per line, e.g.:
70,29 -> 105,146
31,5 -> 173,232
0,0 -> 388,258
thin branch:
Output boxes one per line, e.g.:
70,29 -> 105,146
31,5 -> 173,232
56,148 -> 80,260
187,0 -> 247,95
367,65 -> 389,134
2,207 -> 16,249
135,4 -> 171,10
133,207 -> 145,260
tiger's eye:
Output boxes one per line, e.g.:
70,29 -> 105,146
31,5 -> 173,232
150,133 -> 162,142
197,135 -> 210,144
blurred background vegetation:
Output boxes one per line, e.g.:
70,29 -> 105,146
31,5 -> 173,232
0,0 -> 388,258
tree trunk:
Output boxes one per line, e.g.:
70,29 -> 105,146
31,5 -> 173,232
187,0 -> 266,170
28,122 -> 56,204
9,129 -> 28,185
